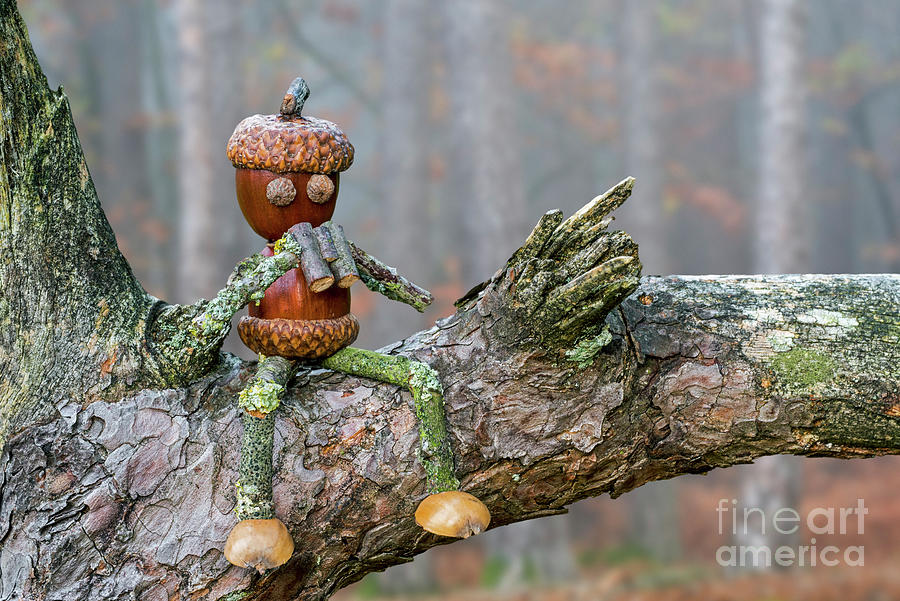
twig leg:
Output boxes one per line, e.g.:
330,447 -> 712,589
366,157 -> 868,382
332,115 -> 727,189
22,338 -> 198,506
322,347 -> 459,492
225,356 -> 297,572
234,355 -> 297,518
323,347 -> 492,538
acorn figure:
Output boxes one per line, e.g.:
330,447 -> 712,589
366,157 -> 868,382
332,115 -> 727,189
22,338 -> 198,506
228,76 -> 359,360
224,77 -> 490,573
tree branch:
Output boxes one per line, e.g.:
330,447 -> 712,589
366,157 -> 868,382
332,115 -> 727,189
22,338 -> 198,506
4,271 -> 897,600
0,0 -> 154,445
349,241 -> 434,311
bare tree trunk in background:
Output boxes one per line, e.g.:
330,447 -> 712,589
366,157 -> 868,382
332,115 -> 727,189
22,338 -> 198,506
209,0 -> 248,269
739,0 -> 808,564
175,0 -> 218,303
444,0 -> 573,588
619,0 -> 681,563
208,0 -> 258,357
619,0 -> 666,276
755,0 -> 807,273
367,0 -> 434,351
61,1 -> 153,286
373,1 -> 436,589
444,0 -> 528,284
138,0 -> 178,300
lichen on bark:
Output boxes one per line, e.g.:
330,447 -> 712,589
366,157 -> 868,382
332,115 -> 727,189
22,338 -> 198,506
769,347 -> 835,393
565,325 -> 613,368
236,411 -> 277,519
238,355 -> 296,415
457,177 -> 642,350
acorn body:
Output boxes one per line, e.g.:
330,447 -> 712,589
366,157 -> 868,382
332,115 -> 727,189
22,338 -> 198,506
238,247 -> 358,359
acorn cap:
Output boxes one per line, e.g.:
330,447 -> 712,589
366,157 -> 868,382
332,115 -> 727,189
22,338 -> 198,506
226,77 -> 354,174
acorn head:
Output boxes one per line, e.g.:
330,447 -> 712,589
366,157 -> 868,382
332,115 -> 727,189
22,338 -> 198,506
227,76 -> 354,239
415,491 -> 491,538
224,518 -> 294,573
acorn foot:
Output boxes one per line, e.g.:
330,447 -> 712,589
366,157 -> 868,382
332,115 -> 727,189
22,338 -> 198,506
225,518 -> 294,573
415,491 -> 491,539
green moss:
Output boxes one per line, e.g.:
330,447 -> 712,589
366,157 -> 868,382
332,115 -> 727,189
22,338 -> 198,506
565,326 -> 612,368
322,347 -> 410,386
770,347 -> 835,392
409,361 -> 460,492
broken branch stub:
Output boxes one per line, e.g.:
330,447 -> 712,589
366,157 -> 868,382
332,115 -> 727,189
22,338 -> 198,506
462,177 -> 642,348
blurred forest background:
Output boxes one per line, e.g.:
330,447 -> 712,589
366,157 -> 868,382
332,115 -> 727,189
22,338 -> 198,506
18,0 -> 900,599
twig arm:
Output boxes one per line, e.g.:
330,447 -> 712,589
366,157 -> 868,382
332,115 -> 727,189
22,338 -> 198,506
348,241 -> 435,312
147,232 -> 302,385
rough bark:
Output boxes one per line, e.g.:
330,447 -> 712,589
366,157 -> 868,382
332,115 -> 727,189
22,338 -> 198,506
3,269 -> 898,600
618,0 -> 678,563
1,3 -> 899,601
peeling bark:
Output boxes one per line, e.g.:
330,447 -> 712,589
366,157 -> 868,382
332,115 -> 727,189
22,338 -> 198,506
1,3 -> 899,601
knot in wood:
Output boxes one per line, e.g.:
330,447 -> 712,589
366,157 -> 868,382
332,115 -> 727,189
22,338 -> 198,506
266,177 -> 296,207
307,174 -> 335,204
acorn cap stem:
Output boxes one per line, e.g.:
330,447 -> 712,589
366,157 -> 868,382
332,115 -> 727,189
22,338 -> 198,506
280,76 -> 310,118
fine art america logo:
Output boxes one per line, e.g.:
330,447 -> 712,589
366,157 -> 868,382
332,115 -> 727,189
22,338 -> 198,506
716,498 -> 867,568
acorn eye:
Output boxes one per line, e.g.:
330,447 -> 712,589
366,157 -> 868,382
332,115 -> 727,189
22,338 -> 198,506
266,177 -> 296,207
307,174 -> 334,204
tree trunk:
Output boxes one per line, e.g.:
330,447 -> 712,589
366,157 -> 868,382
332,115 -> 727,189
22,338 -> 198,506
755,0 -> 807,273
443,0 -> 528,284
619,0 -> 666,276
367,0 -> 433,351
1,3 -> 898,600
